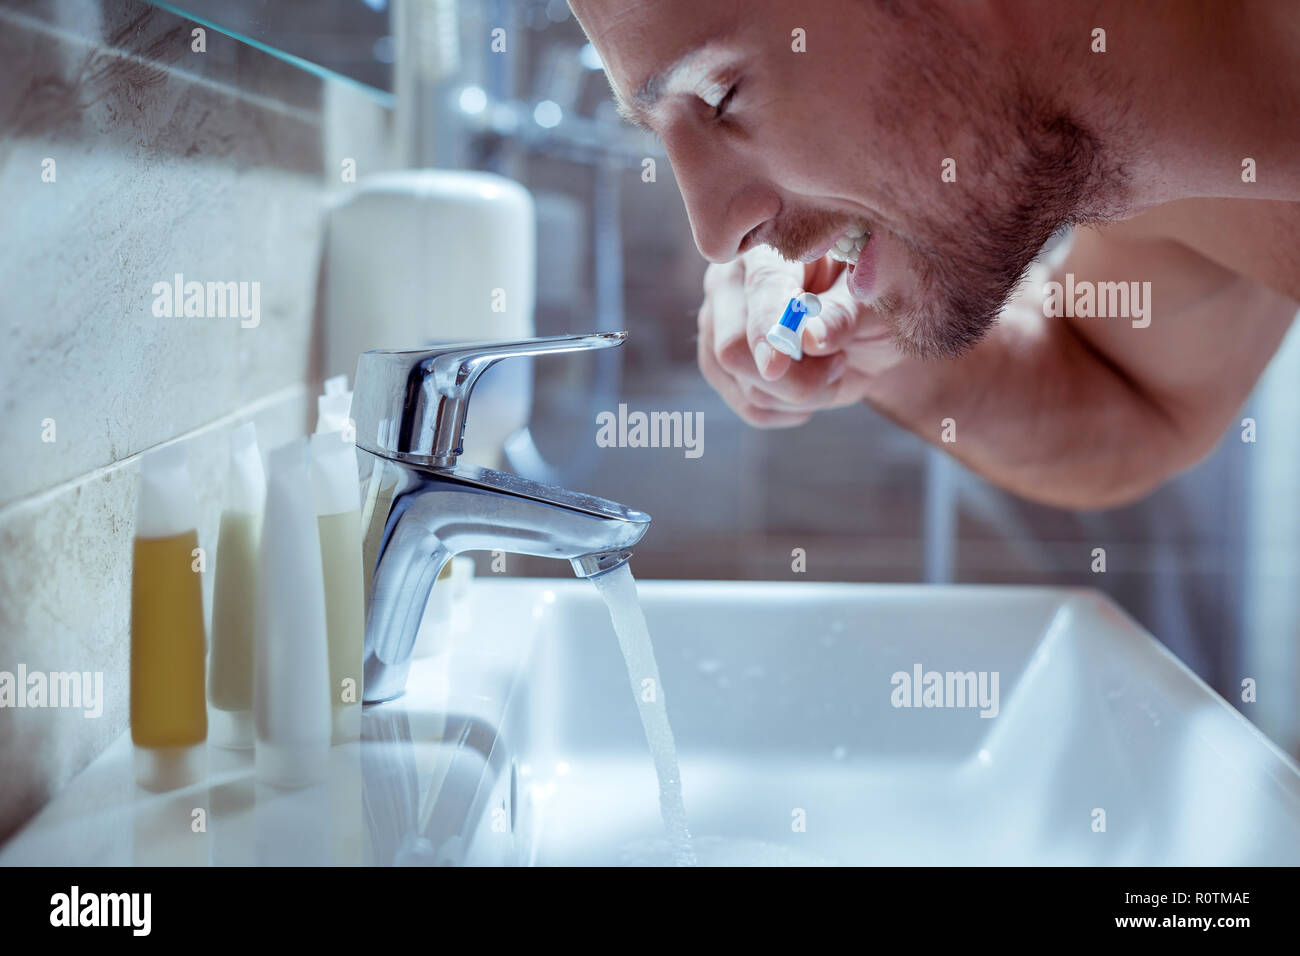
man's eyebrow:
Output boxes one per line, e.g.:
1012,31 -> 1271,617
609,51 -> 695,132
612,88 -> 654,132
609,27 -> 738,132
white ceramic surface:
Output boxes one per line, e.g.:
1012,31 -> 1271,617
4,579 -> 1298,866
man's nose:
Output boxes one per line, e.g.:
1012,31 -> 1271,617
668,141 -> 777,264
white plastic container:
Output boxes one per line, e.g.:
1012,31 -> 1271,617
255,439 -> 331,788
323,170 -> 535,467
310,431 -> 365,743
208,423 -> 265,750
765,291 -> 821,360
315,374 -> 353,436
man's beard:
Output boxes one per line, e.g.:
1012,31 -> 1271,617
887,101 -> 1125,360
873,1 -> 1132,360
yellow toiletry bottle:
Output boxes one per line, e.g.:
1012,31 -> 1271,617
131,443 -> 208,790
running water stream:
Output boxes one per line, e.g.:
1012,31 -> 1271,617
589,564 -> 696,866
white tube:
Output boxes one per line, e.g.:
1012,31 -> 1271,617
208,423 -> 266,750
255,439 -> 331,788
315,375 -> 354,435
765,291 -> 821,360
310,431 -> 365,743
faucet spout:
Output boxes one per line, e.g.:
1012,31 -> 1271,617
360,458 -> 650,702
570,549 -> 634,579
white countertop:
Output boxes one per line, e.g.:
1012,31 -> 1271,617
1,580 -> 549,866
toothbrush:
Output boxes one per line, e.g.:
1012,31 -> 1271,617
765,291 -> 821,361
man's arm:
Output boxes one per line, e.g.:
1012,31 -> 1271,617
859,223 -> 1298,509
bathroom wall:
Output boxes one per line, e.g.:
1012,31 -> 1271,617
0,0 -> 392,840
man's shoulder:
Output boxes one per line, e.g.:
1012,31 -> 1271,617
1101,198 -> 1300,302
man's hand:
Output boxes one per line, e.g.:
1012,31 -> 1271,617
696,213 -> 1299,509
696,246 -> 898,427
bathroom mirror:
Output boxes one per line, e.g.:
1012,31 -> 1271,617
147,0 -> 576,101
147,0 -> 394,98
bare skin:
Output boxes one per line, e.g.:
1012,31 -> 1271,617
570,0 -> 1300,508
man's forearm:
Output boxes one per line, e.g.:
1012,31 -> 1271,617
862,307 -> 1194,510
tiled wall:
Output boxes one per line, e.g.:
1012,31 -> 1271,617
0,0 -> 390,840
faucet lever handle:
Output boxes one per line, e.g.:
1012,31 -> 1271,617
353,332 -> 627,467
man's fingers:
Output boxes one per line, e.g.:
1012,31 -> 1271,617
744,407 -> 813,428
699,300 -> 812,428
710,259 -> 761,379
749,351 -> 848,407
697,248 -> 855,429
754,339 -> 791,381
801,264 -> 862,356
744,407 -> 814,428
742,247 -> 802,382
701,259 -> 742,295
803,256 -> 845,293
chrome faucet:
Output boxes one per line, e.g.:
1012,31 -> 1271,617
352,333 -> 650,702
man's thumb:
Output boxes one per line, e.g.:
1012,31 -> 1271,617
802,291 -> 857,356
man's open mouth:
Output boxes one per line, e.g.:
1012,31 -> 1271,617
826,221 -> 872,268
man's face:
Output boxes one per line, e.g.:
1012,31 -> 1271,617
572,0 -> 1118,358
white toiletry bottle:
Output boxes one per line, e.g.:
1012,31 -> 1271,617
255,439 -> 331,788
315,374 -> 353,436
310,431 -> 365,743
315,373 -> 373,609
208,423 -> 265,750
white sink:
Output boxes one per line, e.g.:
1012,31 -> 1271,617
482,580 -> 1300,865
5,579 -> 1300,866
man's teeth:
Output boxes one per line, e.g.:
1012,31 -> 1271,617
826,222 -> 871,264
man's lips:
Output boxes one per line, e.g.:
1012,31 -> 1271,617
792,221 -> 873,266
795,235 -> 838,263
846,232 -> 878,302
787,228 -> 880,303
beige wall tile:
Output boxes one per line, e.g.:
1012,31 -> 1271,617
0,0 -> 326,507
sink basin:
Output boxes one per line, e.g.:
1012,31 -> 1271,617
477,580 -> 1300,865
5,579 -> 1299,866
